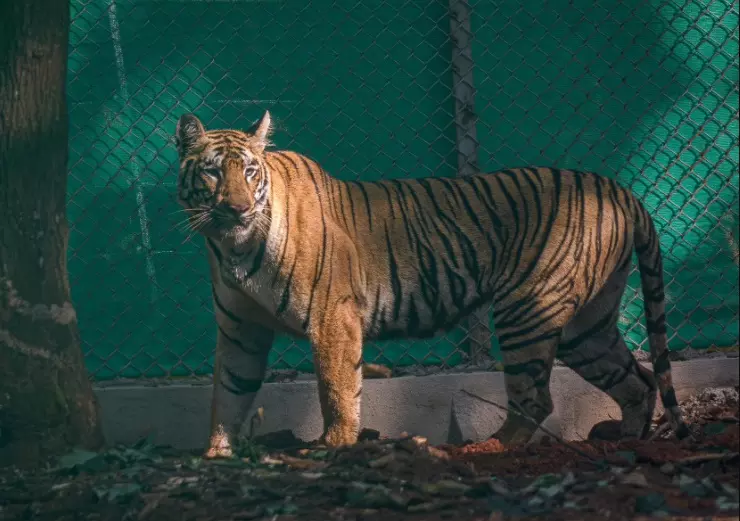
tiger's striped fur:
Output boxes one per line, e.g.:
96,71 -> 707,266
174,111 -> 690,456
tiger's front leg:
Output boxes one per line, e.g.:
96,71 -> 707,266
206,321 -> 273,459
310,299 -> 364,447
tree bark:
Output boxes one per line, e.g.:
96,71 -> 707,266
0,0 -> 104,468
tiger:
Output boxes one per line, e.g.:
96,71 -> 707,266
174,110 -> 690,457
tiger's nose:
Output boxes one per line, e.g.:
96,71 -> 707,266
226,202 -> 250,215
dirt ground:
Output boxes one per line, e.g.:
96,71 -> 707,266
1,387 -> 737,521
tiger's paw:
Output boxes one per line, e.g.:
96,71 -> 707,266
320,424 -> 359,448
204,446 -> 234,459
490,424 -> 537,447
204,428 -> 235,459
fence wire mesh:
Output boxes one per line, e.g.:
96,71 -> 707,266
67,0 -> 739,381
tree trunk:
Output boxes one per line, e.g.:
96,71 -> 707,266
0,0 -> 104,468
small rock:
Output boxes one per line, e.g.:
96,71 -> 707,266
659,463 -> 675,474
299,472 -> 324,480
397,436 -> 428,453
620,470 -> 650,488
426,446 -> 451,461
358,428 -> 381,442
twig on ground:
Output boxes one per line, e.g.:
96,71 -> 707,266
248,407 -> 265,439
676,452 -> 739,465
460,389 -> 605,466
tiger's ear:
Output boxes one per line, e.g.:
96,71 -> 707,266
252,111 -> 273,152
175,113 -> 206,157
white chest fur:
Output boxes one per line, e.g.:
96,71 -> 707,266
214,240 -> 305,333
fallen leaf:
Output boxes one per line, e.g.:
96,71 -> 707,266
368,452 -> 397,469
421,479 -> 472,497
634,492 -> 666,514
346,482 -> 408,509
278,454 -> 327,470
704,421 -> 728,436
94,482 -> 142,503
614,450 -> 637,465
57,449 -> 106,473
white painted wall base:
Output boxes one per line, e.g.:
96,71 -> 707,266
95,358 -> 739,450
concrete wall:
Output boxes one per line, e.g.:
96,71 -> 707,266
95,357 -> 739,450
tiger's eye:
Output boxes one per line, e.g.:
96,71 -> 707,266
203,167 -> 221,180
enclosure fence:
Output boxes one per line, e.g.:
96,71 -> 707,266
67,0 -> 739,381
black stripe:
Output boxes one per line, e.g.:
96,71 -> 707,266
652,349 -> 671,375
498,330 -> 560,352
212,287 -> 242,323
586,356 -> 634,390
378,181 -> 398,220
642,288 -> 665,302
368,285 -> 383,335
646,313 -> 667,335
504,359 -> 550,388
301,157 -> 329,330
352,181 -> 374,233
559,311 -> 618,352
661,387 -> 679,408
343,181 -> 359,231
222,367 -> 263,395
385,223 -> 404,321
218,324 -> 260,355
246,240 -> 266,277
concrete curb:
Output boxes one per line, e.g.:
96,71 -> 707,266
95,357 -> 739,450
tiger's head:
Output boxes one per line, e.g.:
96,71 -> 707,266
174,111 -> 273,245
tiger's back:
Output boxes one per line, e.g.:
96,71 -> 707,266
174,112 -> 689,456
329,168 -> 637,342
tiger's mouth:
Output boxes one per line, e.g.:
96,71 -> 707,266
210,210 -> 264,243
182,203 -> 266,245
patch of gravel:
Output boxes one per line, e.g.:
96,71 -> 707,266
680,387 -> 739,426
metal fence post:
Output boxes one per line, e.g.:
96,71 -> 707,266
449,0 -> 493,365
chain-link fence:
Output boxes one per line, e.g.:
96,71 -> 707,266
67,0 -> 739,381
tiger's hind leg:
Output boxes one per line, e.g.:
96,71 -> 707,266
491,306 -> 567,446
558,269 -> 657,440
493,348 -> 558,446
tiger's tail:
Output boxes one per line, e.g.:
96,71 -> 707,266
633,198 -> 691,439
